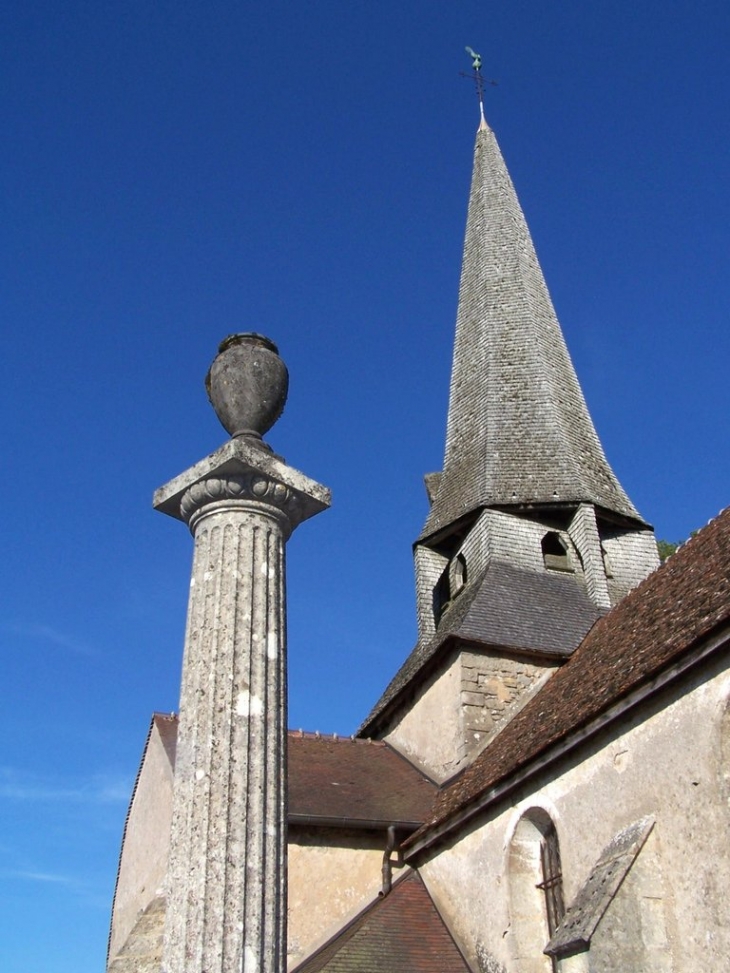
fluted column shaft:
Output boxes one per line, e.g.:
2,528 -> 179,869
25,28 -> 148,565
162,477 -> 295,973
152,336 -> 329,973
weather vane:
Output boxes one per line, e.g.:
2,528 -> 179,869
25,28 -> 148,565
461,47 -> 498,124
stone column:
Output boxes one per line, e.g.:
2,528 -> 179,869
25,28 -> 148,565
154,335 -> 329,973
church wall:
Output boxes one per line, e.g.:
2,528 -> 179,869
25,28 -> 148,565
460,650 -> 557,763
383,648 -> 557,783
383,650 -> 464,782
287,826 -> 388,969
588,828 -> 671,973
108,720 -> 175,962
416,651 -> 730,973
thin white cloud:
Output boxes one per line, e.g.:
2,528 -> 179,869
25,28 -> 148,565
0,621 -> 97,657
0,768 -> 131,804
12,869 -> 77,886
0,866 -> 109,907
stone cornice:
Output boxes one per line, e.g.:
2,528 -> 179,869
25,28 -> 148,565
180,473 -> 302,530
153,436 -> 331,529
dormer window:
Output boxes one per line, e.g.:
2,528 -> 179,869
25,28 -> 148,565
541,532 -> 573,573
433,553 -> 468,623
451,553 -> 467,597
434,567 -> 451,622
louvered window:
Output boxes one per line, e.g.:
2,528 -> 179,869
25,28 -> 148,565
541,532 -> 573,572
536,823 -> 565,971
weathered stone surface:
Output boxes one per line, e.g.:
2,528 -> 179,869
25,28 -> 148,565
153,436 -> 330,530
108,715 -> 176,964
417,655 -> 730,973
205,333 -> 289,440
383,647 -> 557,781
545,816 -> 655,957
287,827 -> 387,968
108,896 -> 166,973
158,439 -> 329,973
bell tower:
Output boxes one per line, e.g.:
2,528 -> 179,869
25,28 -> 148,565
360,118 -> 658,780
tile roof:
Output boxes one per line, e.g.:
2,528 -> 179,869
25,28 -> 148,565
421,123 -> 643,542
289,732 -> 437,828
360,562 -> 599,735
133,719 -> 437,829
408,507 -> 730,847
292,870 -> 473,973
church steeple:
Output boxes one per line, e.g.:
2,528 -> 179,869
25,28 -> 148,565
360,119 -> 659,771
423,119 -> 642,540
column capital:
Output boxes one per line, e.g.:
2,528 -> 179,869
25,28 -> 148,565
153,437 -> 330,532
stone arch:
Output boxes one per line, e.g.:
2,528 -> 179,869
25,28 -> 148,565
508,807 -> 564,973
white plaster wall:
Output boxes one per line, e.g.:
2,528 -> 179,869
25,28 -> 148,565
384,651 -> 463,782
109,722 -> 175,960
287,829 -> 387,969
418,658 -> 730,973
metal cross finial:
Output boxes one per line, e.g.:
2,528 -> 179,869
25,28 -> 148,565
461,46 -> 498,125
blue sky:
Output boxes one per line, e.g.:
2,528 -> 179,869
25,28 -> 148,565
2,1 -> 729,969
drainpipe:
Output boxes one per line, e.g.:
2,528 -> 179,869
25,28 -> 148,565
380,825 -> 403,896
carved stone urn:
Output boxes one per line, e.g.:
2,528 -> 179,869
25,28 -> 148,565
205,333 -> 289,440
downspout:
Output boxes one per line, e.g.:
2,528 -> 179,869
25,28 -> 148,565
380,825 -> 404,896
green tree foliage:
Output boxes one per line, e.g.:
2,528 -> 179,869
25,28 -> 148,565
657,539 -> 679,562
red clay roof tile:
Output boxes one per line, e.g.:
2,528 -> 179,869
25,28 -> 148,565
289,732 -> 437,827
144,720 -> 437,828
292,870 -> 473,973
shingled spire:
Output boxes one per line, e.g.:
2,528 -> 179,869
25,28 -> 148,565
423,118 -> 642,539
360,120 -> 658,769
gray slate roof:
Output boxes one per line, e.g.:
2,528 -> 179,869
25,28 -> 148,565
360,562 -> 600,736
421,120 -> 643,540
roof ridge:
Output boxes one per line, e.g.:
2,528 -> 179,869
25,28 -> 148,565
661,505 -> 728,561
289,728 -> 386,746
291,871 -> 418,973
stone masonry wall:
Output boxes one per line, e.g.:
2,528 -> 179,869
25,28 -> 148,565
459,650 -> 557,764
384,647 -> 558,781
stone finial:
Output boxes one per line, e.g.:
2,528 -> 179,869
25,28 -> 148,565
155,337 -> 329,973
205,333 -> 289,441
